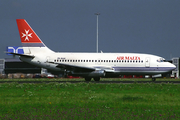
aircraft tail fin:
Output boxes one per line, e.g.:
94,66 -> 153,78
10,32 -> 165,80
16,19 -> 54,54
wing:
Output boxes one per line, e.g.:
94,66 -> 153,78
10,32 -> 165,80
48,62 -> 115,73
55,62 -> 95,72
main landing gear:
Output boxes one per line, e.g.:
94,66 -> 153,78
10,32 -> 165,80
85,77 -> 91,81
85,77 -> 100,81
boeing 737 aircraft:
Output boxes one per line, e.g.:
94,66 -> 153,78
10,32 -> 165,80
9,19 -> 176,81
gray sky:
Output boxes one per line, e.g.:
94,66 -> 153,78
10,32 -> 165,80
0,0 -> 180,60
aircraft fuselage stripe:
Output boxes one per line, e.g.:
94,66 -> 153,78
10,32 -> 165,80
113,67 -> 174,72
22,43 -> 45,47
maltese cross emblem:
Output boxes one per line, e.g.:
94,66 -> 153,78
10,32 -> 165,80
21,29 -> 32,41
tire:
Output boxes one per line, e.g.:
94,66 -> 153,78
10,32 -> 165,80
85,77 -> 91,81
94,77 -> 100,81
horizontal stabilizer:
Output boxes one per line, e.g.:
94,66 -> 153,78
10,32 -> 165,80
6,52 -> 34,58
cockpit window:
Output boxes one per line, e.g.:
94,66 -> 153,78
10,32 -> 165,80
157,58 -> 165,62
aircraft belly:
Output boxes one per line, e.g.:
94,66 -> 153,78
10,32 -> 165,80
113,67 -> 173,75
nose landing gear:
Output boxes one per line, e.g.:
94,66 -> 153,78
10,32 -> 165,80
152,78 -> 156,81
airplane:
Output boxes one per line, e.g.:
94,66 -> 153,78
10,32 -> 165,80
9,19 -> 176,81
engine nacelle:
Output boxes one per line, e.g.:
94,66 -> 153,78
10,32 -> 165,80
152,74 -> 162,78
87,70 -> 105,77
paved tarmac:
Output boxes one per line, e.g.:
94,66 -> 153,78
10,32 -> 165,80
0,81 -> 179,84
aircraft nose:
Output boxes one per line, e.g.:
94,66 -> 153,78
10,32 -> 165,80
170,63 -> 176,70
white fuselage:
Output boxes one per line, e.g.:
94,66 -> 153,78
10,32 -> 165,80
20,51 -> 176,76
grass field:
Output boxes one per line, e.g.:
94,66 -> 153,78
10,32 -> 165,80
0,79 -> 180,119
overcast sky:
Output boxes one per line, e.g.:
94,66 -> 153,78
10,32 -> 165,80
0,0 -> 180,60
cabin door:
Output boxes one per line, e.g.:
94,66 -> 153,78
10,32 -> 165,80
46,56 -> 50,67
145,57 -> 150,67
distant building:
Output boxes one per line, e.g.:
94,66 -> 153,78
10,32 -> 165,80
0,59 -> 5,74
4,58 -> 41,74
171,58 -> 180,78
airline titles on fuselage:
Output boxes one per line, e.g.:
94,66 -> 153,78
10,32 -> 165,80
116,56 -> 141,61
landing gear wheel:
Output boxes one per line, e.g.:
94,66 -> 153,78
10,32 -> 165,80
152,78 -> 156,81
94,77 -> 100,81
85,77 -> 91,81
